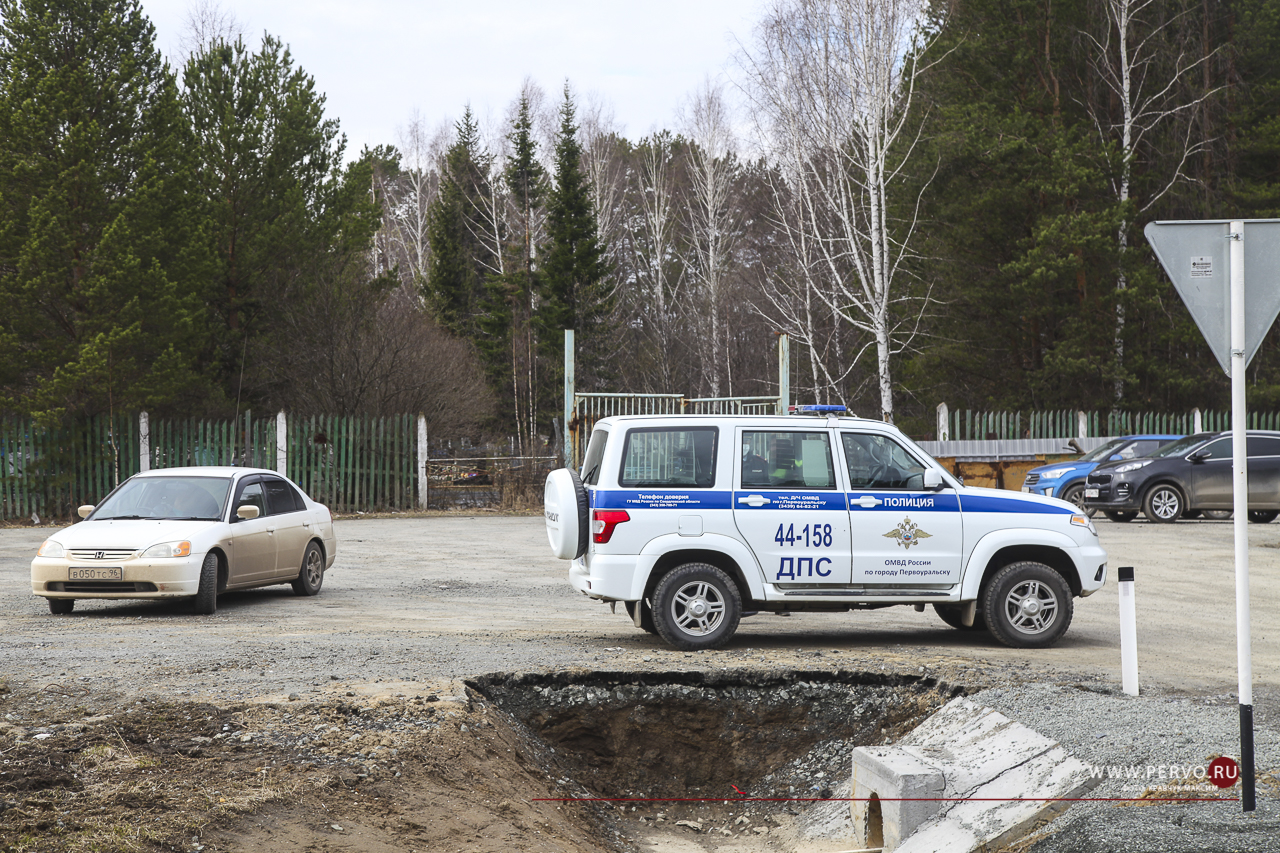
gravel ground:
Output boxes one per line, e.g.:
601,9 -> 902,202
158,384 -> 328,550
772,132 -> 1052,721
0,514 -> 1277,851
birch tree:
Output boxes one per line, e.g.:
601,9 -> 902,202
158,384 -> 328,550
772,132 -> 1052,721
680,80 -> 742,397
1085,0 -> 1219,401
742,0 -> 940,422
629,131 -> 684,391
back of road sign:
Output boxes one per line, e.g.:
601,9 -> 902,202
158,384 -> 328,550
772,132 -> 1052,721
1144,220 -> 1280,374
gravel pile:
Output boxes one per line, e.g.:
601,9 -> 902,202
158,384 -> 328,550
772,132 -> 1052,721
973,683 -> 1280,852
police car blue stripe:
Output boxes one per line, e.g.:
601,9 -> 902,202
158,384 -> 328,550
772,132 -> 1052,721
847,493 -> 960,512
593,490 -> 733,510
732,491 -> 848,510
959,495 -> 1075,514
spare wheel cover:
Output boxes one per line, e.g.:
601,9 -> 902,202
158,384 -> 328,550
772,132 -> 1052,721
545,468 -> 589,560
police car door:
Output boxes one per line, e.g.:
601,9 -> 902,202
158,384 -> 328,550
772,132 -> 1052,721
733,428 -> 852,585
841,432 -> 962,586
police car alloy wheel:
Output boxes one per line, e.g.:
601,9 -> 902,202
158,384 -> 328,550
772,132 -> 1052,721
652,563 -> 742,651
544,468 -> 589,560
982,562 -> 1073,648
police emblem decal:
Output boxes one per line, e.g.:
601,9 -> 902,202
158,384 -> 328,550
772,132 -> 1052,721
882,517 -> 932,550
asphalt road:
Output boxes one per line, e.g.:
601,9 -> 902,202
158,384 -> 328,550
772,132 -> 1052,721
0,514 -> 1276,711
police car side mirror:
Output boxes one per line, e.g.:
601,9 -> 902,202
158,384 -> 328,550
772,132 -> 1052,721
923,469 -> 945,491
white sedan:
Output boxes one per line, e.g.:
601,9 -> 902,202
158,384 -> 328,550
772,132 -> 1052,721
30,467 -> 337,615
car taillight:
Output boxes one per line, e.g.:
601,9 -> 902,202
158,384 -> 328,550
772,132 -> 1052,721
592,509 -> 629,544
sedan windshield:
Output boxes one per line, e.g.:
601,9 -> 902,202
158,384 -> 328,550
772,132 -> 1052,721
92,476 -> 232,521
1079,439 -> 1127,462
1150,434 -> 1213,458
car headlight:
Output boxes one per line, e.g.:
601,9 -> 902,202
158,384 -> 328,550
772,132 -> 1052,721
1071,515 -> 1098,536
142,541 -> 191,558
36,540 -> 65,558
1038,468 -> 1074,480
1114,460 -> 1152,473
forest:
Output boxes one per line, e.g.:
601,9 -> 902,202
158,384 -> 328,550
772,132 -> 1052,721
2,0 -> 1279,442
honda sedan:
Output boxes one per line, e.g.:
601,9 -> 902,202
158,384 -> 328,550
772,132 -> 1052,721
31,467 -> 337,614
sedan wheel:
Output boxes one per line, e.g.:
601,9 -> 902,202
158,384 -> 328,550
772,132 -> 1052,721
1143,485 -> 1183,523
1104,511 -> 1138,523
291,542 -> 325,596
1248,510 -> 1279,524
1062,484 -> 1095,517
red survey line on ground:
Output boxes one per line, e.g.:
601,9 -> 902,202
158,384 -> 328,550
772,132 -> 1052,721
534,796 -> 1238,803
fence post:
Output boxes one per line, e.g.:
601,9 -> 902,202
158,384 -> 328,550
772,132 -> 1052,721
139,412 -> 150,472
417,414 -> 428,510
936,403 -> 949,441
564,329 -> 574,468
1193,407 -> 1202,433
777,333 -> 790,414
1077,411 -> 1088,439
276,411 -> 288,476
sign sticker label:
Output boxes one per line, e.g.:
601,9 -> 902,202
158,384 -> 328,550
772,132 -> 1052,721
1190,255 -> 1214,278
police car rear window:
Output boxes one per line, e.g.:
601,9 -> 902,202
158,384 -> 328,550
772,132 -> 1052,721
619,428 -> 718,488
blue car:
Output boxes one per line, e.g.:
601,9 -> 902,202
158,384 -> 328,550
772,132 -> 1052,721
1022,435 -> 1183,514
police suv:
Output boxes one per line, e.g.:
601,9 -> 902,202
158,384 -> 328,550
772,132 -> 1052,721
544,408 -> 1107,651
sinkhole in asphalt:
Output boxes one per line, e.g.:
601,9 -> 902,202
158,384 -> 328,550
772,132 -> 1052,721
469,669 -> 963,805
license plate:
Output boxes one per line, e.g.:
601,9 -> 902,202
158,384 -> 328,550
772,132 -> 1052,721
1084,489 -> 1099,499
70,566 -> 122,581
1021,486 -> 1030,493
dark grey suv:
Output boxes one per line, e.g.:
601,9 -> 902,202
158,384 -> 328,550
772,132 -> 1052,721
1083,431 -> 1280,523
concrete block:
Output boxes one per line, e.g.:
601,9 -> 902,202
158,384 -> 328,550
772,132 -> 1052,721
849,697 -> 1096,853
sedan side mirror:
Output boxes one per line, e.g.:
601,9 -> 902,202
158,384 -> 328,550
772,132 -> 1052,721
923,469 -> 945,491
77,505 -> 94,519
1190,450 -> 1211,463
236,504 -> 260,520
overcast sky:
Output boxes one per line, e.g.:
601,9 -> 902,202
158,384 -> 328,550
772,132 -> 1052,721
141,0 -> 767,159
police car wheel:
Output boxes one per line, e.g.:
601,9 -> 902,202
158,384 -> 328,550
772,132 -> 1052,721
982,562 -> 1073,649
1143,484 -> 1183,523
652,563 -> 741,651
624,600 -> 658,634
932,603 -> 985,631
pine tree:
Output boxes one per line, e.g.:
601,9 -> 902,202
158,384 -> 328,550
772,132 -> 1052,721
0,0 -> 215,419
424,107 -> 492,335
540,85 -> 611,390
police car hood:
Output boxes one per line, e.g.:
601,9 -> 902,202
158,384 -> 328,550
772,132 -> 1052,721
959,486 -> 1078,514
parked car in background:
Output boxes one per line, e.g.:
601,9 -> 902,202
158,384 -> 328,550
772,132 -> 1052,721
1022,434 -> 1183,514
1083,431 -> 1280,523
31,467 -> 336,615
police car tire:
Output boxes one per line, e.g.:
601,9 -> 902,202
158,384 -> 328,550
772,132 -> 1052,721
933,603 -> 986,631
544,468 -> 589,560
1142,484 -> 1183,523
652,563 -> 741,651
193,551 -> 218,615
624,599 -> 658,634
982,561 -> 1073,649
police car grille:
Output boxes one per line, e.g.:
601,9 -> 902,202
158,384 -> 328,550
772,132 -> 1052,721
1024,474 -> 1041,487
69,549 -> 135,561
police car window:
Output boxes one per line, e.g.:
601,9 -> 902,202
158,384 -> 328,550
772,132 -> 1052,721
842,433 -> 927,490
581,428 -> 610,486
619,428 -> 717,488
740,431 -> 836,490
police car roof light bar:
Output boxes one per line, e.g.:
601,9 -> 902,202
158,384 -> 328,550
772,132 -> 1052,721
790,404 -> 847,416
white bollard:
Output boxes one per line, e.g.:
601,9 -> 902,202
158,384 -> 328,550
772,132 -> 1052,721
1118,566 -> 1138,696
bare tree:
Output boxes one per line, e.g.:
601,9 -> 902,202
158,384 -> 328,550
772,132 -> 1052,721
741,0 -> 941,422
176,0 -> 244,59
374,111 -> 450,299
679,80 -> 743,397
630,131 -> 685,391
1084,0 -> 1219,400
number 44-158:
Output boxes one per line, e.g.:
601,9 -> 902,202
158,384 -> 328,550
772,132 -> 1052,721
774,523 -> 833,548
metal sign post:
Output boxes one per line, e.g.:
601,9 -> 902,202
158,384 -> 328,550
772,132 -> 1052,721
1145,218 -> 1280,813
